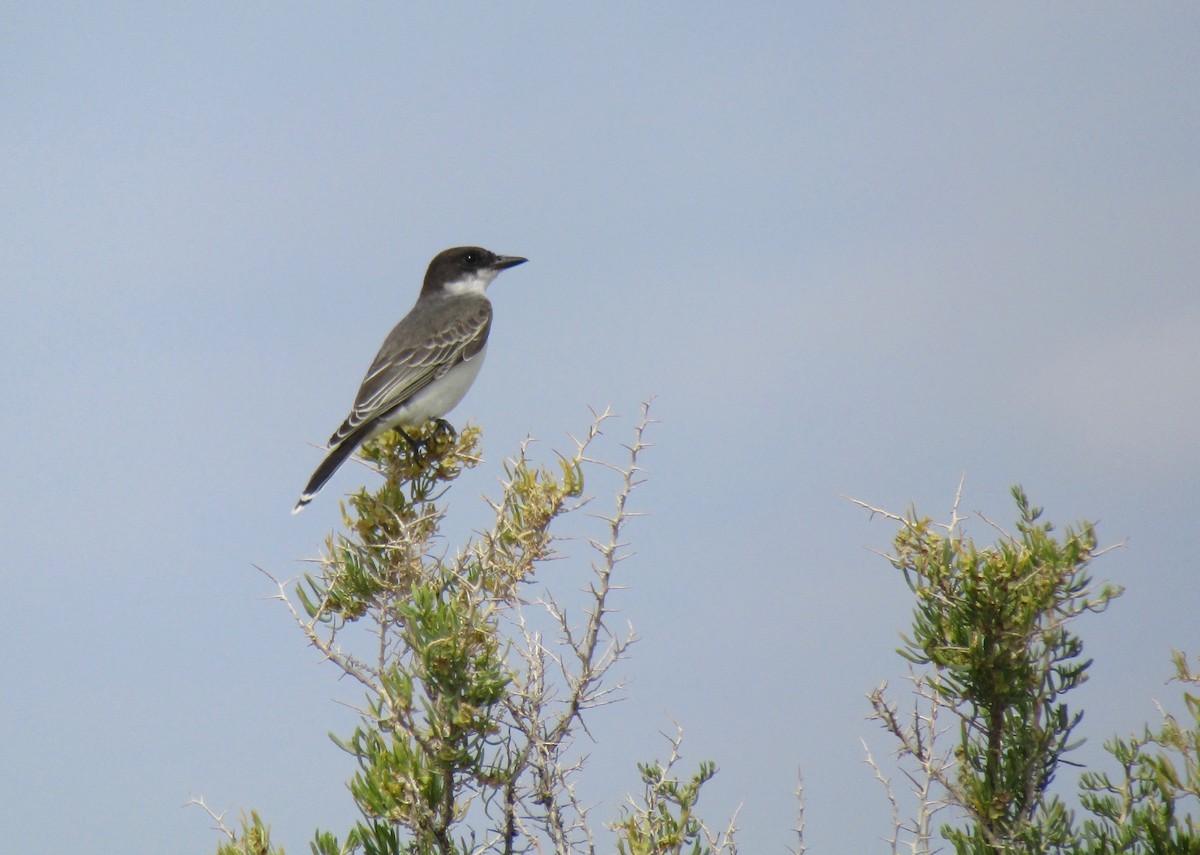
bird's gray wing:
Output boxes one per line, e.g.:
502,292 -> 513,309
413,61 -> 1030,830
328,298 -> 492,446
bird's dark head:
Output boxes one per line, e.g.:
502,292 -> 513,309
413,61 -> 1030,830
423,246 -> 527,297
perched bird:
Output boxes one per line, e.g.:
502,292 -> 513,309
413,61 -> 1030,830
293,246 -> 527,513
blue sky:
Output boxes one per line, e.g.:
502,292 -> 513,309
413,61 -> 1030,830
3,4 -> 1198,852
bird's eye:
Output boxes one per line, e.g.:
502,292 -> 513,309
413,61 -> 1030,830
463,252 -> 478,264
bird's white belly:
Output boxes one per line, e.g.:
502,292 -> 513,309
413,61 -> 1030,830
386,344 -> 487,429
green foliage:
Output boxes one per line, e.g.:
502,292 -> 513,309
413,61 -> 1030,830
294,423 -> 474,623
208,406 -> 734,854
871,485 -> 1200,854
211,448 -> 1200,855
1079,651 -> 1200,853
215,811 -> 284,855
296,423 -> 572,854
614,756 -> 721,855
871,486 -> 1123,853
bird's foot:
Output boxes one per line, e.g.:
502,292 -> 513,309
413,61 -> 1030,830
396,421 -> 456,466
397,427 -> 423,457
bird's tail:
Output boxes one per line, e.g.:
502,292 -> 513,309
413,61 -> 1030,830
292,430 -> 371,514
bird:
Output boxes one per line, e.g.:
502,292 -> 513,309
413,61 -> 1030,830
293,246 -> 527,513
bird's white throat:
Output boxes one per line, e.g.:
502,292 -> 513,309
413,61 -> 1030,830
443,269 -> 498,297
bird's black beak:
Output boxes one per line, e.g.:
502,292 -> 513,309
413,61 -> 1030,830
492,255 -> 528,270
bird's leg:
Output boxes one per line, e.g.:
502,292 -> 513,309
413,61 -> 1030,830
396,421 -> 456,467
397,427 -> 423,458
425,419 -> 458,461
